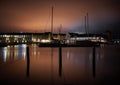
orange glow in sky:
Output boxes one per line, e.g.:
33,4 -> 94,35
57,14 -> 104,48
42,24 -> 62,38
0,0 -> 119,33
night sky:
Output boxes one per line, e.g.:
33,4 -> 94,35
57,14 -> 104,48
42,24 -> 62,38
0,0 -> 120,33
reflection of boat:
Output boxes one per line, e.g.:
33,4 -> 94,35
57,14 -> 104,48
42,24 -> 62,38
39,40 -> 99,47
76,40 -> 97,46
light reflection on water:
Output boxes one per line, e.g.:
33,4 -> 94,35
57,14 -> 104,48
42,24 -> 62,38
0,44 -> 27,63
0,44 -> 120,85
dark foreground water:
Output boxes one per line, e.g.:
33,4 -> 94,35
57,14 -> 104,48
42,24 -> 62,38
0,44 -> 120,85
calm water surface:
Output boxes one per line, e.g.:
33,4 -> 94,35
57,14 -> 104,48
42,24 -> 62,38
0,44 -> 120,85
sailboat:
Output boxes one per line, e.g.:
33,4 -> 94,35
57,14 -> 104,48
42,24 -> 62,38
38,6 -> 60,47
75,13 -> 99,47
38,8 -> 99,47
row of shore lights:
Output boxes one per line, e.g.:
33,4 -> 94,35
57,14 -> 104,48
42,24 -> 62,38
0,35 -> 44,43
0,35 -> 27,43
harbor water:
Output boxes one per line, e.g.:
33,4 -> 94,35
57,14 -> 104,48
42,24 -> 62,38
0,44 -> 120,85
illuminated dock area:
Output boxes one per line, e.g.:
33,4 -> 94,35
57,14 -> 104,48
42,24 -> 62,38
0,32 -> 111,47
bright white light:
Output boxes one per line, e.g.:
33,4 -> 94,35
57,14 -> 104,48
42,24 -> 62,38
14,45 -> 18,48
101,39 -> 107,43
37,39 -> 40,42
32,38 -> 37,42
7,45 -> 10,48
14,35 -> 18,37
3,35 -> 6,37
22,48 -> 26,60
22,44 -> 27,48
41,39 -> 45,42
41,39 -> 51,43
5,35 -> 10,37
3,47 -> 7,62
23,52 -> 26,60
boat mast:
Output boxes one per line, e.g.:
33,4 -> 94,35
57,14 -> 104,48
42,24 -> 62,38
85,13 -> 89,40
86,13 -> 89,39
85,16 -> 87,36
51,6 -> 54,34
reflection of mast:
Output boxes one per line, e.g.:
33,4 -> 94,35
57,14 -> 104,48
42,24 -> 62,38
50,6 -> 54,84
26,46 -> 30,77
59,47 -> 62,77
92,46 -> 96,78
51,48 -> 54,84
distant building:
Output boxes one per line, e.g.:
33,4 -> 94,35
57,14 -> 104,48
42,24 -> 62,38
65,33 -> 108,44
0,32 -> 110,45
